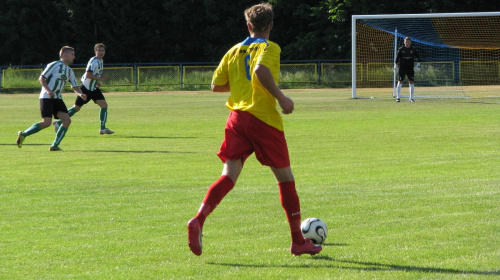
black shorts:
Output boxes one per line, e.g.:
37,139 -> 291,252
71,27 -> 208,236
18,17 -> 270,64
75,85 -> 105,106
40,99 -> 68,119
398,66 -> 415,82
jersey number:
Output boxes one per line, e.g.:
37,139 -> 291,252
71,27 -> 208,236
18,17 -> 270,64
244,55 -> 251,81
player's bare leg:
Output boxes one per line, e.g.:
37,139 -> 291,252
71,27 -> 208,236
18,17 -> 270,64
54,105 -> 80,132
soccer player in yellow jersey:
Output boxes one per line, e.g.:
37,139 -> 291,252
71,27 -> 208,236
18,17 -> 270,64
187,3 -> 322,256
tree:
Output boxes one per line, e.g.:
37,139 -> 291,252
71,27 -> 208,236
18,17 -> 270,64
2,0 -> 500,65
0,0 -> 75,65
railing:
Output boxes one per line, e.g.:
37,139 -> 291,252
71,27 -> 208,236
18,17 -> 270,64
2,59 -> 498,91
0,60 -> 350,91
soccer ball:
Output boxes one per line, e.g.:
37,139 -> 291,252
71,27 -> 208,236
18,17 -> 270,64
300,218 -> 327,245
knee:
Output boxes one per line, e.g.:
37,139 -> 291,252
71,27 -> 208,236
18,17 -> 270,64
39,120 -> 51,129
62,118 -> 71,127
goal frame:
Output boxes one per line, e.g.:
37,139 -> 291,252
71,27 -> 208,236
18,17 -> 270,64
351,12 -> 500,98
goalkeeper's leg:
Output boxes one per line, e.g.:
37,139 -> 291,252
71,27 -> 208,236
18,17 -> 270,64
409,82 -> 415,102
396,82 -> 402,101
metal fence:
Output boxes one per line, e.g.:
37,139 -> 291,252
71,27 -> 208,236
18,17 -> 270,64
0,60 -> 350,91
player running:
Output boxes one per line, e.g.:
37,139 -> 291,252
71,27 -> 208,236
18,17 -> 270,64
53,43 -> 113,135
16,46 -> 87,151
187,3 -> 322,257
394,37 -> 421,102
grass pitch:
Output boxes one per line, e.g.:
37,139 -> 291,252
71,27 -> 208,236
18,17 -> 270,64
0,89 -> 499,279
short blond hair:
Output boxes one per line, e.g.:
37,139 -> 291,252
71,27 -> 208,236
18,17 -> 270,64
94,43 -> 106,52
244,3 -> 273,33
59,46 -> 75,58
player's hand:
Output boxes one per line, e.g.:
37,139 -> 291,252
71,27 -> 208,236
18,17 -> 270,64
47,90 -> 55,98
279,96 -> 294,114
80,93 -> 87,101
101,74 -> 109,81
97,83 -> 102,87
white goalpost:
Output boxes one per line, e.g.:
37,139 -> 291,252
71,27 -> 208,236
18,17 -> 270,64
352,12 -> 500,99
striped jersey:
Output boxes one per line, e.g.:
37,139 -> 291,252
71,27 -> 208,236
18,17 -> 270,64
212,37 -> 283,131
81,56 -> 104,91
39,60 -> 79,99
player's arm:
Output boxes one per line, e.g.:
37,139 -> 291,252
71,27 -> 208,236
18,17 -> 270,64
413,48 -> 421,70
394,49 -> 401,68
255,64 -> 294,114
414,48 -> 421,62
72,86 -> 87,101
211,52 -> 230,92
68,70 -> 87,101
211,82 -> 230,92
85,71 -> 108,81
39,75 -> 55,98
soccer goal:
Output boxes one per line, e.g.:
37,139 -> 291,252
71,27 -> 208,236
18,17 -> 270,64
352,12 -> 500,99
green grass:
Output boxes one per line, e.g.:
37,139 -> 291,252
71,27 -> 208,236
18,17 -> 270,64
1,90 -> 499,279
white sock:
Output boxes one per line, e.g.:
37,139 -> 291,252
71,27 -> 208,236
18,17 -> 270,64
409,84 -> 414,99
397,83 -> 402,99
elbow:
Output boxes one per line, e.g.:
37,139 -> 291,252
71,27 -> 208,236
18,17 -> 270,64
211,82 -> 230,92
211,84 -> 218,92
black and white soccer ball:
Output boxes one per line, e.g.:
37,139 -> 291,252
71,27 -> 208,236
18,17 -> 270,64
300,218 -> 327,245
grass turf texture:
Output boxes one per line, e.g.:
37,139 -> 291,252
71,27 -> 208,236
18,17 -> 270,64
0,89 -> 499,279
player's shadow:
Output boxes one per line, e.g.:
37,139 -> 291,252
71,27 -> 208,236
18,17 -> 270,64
322,242 -> 348,246
116,135 -> 198,139
208,256 -> 499,276
84,150 -> 195,154
0,143 -> 47,146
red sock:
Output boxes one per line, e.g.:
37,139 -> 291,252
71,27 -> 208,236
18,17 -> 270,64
195,175 -> 235,227
278,181 -> 304,245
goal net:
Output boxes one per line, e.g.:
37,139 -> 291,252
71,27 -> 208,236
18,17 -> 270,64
352,12 -> 500,98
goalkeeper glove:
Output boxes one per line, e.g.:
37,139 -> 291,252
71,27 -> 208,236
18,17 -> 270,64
415,63 -> 421,71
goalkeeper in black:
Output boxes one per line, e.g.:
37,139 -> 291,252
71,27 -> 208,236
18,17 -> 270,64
394,37 -> 421,102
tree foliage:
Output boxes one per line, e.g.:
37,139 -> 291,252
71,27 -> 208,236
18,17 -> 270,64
0,0 -> 499,65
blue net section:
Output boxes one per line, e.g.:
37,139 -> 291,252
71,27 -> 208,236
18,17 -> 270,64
359,18 -> 449,48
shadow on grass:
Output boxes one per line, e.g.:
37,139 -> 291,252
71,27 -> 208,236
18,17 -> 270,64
113,135 -> 198,139
83,150 -> 196,154
0,144 -> 195,154
0,143 -> 47,146
208,256 -> 499,276
71,135 -> 200,140
322,243 -> 349,247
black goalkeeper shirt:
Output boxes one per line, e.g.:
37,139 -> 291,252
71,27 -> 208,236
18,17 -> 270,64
395,46 -> 421,68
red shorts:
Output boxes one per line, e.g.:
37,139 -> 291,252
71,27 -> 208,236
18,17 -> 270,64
217,110 -> 290,168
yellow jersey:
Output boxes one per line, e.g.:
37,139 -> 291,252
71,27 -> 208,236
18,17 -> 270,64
212,37 -> 283,131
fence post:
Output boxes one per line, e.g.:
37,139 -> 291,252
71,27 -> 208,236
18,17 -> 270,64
0,67 -> 3,91
317,61 -> 321,85
180,64 -> 184,88
134,64 -> 138,90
